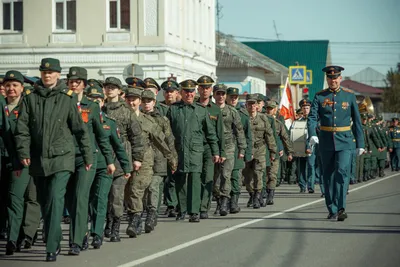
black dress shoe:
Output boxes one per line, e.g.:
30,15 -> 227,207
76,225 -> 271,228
0,228 -> 8,240
46,252 -> 57,262
176,211 -> 186,221
321,194 -> 324,198
327,213 -> 338,220
81,234 -> 89,251
68,243 -> 81,255
6,241 -> 17,255
308,189 -> 315,194
189,214 -> 200,223
337,209 -> 348,221
300,189 -> 306,193
91,235 -> 102,249
200,211 -> 208,219
24,236 -> 34,249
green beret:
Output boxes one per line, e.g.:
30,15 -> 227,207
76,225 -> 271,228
246,94 -> 258,102
197,75 -> 214,86
227,87 -> 239,95
4,70 -> 24,84
86,85 -> 104,98
143,77 -> 161,91
39,58 -> 62,73
141,90 -> 156,100
67,67 -> 87,80
161,80 -> 180,91
179,79 -> 197,91
213,83 -> 227,93
104,77 -> 122,89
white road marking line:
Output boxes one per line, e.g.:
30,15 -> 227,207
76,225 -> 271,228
117,173 -> 398,267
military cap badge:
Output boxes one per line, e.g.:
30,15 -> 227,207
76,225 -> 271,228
92,89 -> 98,94
72,71 -> 77,75
10,73 -> 14,78
45,62 -> 50,67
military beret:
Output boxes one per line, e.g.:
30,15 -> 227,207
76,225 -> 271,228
161,79 -> 180,91
104,77 -> 122,89
125,87 -> 143,98
87,79 -> 103,88
227,87 -> 239,95
299,99 -> 311,107
39,58 -> 62,73
67,67 -> 87,81
143,77 -> 161,91
3,70 -> 24,84
213,83 -> 227,93
179,79 -> 197,92
266,101 -> 277,109
141,90 -> 156,100
86,84 -> 105,98
197,75 -> 214,86
322,65 -> 344,78
246,94 -> 258,102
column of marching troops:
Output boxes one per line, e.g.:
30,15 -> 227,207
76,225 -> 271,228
0,58 -> 399,262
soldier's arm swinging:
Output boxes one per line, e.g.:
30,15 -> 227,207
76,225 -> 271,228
15,97 -> 32,166
109,121 -> 132,176
264,119 -> 277,160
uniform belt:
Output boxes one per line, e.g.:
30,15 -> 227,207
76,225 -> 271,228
392,139 -> 400,142
320,126 -> 351,132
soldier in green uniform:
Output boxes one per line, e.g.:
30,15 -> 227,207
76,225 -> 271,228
2,71 -> 40,255
243,94 -> 277,209
64,67 -> 115,255
308,66 -> 364,221
359,113 -> 371,182
15,58 -> 94,261
226,87 -> 252,213
196,75 -> 225,219
160,79 -> 180,217
124,87 -> 177,236
366,114 -> 382,179
103,77 -> 145,243
212,84 -> 246,216
265,101 -> 294,204
85,85 -> 132,249
167,79 -> 219,222
374,116 -> 389,177
388,118 -> 400,171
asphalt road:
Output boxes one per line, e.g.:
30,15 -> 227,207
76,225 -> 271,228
1,172 -> 399,267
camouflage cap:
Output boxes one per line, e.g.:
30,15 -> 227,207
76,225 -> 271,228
39,58 -> 62,73
141,90 -> 156,100
213,83 -> 227,93
246,94 -> 258,102
125,87 -> 143,98
227,87 -> 239,95
266,100 -> 277,109
86,84 -> 105,98
67,66 -> 87,80
104,77 -> 122,89
197,75 -> 214,86
87,79 -> 103,88
179,79 -> 197,92
3,70 -> 24,84
161,80 -> 180,91
143,77 -> 161,91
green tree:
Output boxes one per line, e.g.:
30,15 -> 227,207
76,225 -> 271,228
383,63 -> 400,112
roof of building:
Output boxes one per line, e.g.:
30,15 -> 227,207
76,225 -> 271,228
242,40 -> 330,99
341,79 -> 384,95
216,32 -> 288,75
347,67 -> 387,88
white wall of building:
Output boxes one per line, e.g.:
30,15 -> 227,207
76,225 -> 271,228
217,67 -> 268,95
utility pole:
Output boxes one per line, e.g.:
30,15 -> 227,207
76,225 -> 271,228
273,20 -> 281,40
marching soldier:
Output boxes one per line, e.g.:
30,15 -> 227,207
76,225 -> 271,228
360,113 -> 372,182
226,87 -> 252,213
212,84 -> 246,216
243,94 -> 276,209
196,76 -> 225,219
367,114 -> 382,179
388,118 -> 400,171
374,115 -> 389,177
167,79 -> 219,222
15,58 -> 94,261
308,66 -> 364,221
143,77 -> 169,116
296,99 -> 310,193
86,84 -> 132,249
0,75 -> 8,241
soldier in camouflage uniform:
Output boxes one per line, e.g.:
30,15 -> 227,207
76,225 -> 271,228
367,114 -> 382,179
103,77 -> 145,243
124,86 -> 177,237
167,79 -> 219,222
243,94 -> 277,209
226,87 -> 252,214
212,84 -> 246,216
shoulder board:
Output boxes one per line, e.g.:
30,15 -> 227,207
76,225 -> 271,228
62,89 -> 74,97
159,102 -> 169,108
25,89 -> 32,95
316,88 -> 328,95
196,102 -> 206,108
341,87 -> 354,93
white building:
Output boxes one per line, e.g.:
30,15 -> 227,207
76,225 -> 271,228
0,0 -> 217,84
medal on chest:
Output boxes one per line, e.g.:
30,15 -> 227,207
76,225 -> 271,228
77,103 -> 90,123
4,106 -> 9,117
322,98 -> 334,108
13,110 -> 18,119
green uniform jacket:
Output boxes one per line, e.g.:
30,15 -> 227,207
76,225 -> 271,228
374,123 -> 388,160
155,101 -> 169,117
388,126 -> 400,149
75,96 -> 113,165
233,104 -> 252,169
362,123 -> 372,158
367,123 -> 382,157
198,100 -> 226,158
167,101 -> 219,173
15,80 -> 93,177
96,113 -> 132,175
0,95 -> 8,157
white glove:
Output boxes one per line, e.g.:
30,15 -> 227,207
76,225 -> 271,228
309,136 -> 319,146
356,148 -> 365,156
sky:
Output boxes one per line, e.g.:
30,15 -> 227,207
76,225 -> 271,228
217,0 -> 400,77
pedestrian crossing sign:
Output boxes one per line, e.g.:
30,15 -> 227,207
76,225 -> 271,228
289,66 -> 306,84
305,70 -> 312,85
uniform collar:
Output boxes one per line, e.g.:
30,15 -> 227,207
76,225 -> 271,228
329,87 -> 341,93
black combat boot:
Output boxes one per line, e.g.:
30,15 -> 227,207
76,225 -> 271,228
379,168 -> 385,177
104,214 -> 113,238
267,189 -> 275,205
247,192 -> 254,208
261,188 -> 267,199
145,210 -> 156,234
214,197 -> 221,215
219,197 -> 228,216
110,217 -> 121,242
363,172 -> 368,182
126,213 -> 141,238
6,241 -> 17,255
230,195 -> 241,214
253,192 -> 261,209
91,234 -> 103,249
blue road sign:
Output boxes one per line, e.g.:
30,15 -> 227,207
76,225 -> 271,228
289,66 -> 306,84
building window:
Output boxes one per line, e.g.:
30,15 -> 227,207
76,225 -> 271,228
54,0 -> 76,31
108,0 -> 130,30
1,0 -> 23,31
